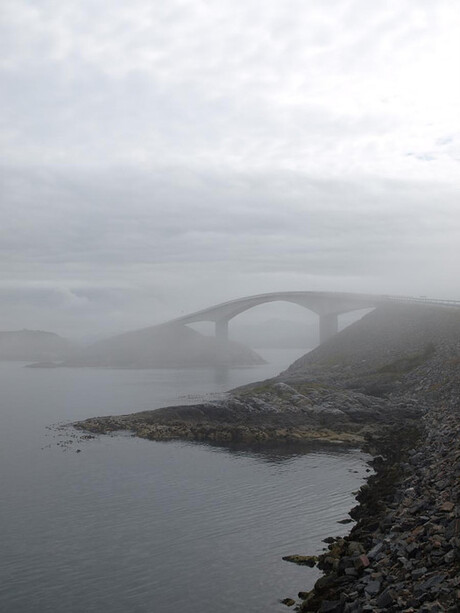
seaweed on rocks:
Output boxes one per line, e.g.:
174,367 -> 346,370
350,424 -> 424,526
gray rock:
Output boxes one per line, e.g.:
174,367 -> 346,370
376,587 -> 396,608
367,542 -> 384,559
412,566 -> 428,579
364,580 -> 381,596
419,573 -> 447,592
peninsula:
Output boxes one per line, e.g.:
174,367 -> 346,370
75,303 -> 459,610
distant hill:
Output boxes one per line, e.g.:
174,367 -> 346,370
0,330 -> 72,361
281,303 -> 460,391
64,323 -> 265,368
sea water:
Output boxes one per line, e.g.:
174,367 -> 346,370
0,350 -> 370,612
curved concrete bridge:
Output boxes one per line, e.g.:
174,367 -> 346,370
169,291 -> 460,345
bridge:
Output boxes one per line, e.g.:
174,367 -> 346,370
168,292 -> 460,345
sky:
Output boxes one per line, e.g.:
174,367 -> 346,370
1,0 -> 460,338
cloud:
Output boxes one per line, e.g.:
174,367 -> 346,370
1,166 -> 459,292
1,0 -> 459,177
0,1 -> 459,335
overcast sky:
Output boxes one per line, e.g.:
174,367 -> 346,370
1,0 -> 460,338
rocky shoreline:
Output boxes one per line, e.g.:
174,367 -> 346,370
74,379 -> 420,447
73,304 -> 460,611
282,402 -> 459,612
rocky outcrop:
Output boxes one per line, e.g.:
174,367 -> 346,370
75,378 -> 422,445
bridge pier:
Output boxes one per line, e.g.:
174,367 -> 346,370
319,313 -> 338,344
215,319 -> 229,343
174,291 -> 385,348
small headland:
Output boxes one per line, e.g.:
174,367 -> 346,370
74,304 -> 460,609
54,323 -> 265,368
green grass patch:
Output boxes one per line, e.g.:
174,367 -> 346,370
377,343 -> 435,375
318,354 -> 347,367
292,382 -> 328,394
236,383 -> 276,397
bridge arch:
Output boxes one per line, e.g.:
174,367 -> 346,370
167,292 -> 460,345
167,291 -> 460,344
211,298 -> 326,344
170,291 -> 383,344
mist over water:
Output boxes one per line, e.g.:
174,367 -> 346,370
0,351 -> 370,613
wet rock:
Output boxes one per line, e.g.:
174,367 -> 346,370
318,600 -> 343,613
417,573 -> 447,592
298,398 -> 459,611
282,555 -> 318,567
354,554 -> 370,569
376,587 -> 396,608
412,567 -> 428,579
314,572 -> 339,592
347,542 -> 365,556
363,579 -> 381,595
367,542 -> 384,559
439,501 -> 455,513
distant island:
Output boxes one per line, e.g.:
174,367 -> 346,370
60,323 -> 265,368
0,329 -> 72,362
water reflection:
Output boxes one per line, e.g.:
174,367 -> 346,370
174,438 -> 360,465
213,365 -> 231,385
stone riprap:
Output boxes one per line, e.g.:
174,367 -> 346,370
74,303 -> 460,610
288,402 -> 459,612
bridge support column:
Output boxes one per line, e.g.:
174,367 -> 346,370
215,319 -> 229,343
319,313 -> 338,344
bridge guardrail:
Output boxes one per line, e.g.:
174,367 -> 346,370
383,296 -> 460,307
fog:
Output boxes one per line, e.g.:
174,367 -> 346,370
2,7 -> 459,610
1,1 -> 460,341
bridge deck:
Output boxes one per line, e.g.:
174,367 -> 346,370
165,292 -> 460,345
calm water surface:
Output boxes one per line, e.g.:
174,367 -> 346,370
0,350 -> 370,613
